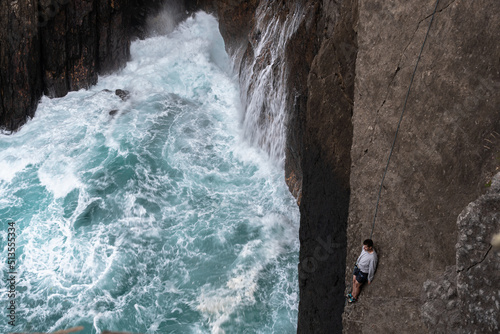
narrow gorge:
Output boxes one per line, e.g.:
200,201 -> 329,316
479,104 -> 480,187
1,0 -> 499,333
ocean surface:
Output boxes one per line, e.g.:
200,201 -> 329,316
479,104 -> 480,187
0,12 -> 299,333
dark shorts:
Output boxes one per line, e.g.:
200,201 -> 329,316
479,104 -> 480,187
353,266 -> 368,284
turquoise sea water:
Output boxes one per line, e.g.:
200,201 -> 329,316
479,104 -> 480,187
0,13 -> 299,333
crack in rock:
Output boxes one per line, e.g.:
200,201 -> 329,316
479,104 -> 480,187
457,244 -> 493,273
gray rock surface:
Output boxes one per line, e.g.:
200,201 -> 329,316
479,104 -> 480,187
422,266 -> 461,333
344,0 -> 500,332
422,173 -> 500,333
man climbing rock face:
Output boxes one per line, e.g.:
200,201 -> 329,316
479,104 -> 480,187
348,239 -> 378,303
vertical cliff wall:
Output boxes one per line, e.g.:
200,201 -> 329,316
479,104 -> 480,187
344,0 -> 500,332
0,0 -> 42,130
38,0 -> 133,98
0,0 -> 170,131
296,0 -> 356,332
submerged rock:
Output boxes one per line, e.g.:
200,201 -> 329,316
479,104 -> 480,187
115,89 -> 130,101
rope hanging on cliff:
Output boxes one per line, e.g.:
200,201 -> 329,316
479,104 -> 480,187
370,0 -> 441,239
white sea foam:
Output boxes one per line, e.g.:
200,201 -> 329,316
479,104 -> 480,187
0,11 -> 299,334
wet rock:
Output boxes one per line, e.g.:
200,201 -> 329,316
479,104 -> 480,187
0,0 -> 43,131
115,89 -> 130,101
129,0 -> 166,39
109,109 -> 119,116
1,0 -> 142,131
39,0 -> 133,98
189,0 -> 260,53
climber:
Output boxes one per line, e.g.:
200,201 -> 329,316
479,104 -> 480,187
347,239 -> 378,303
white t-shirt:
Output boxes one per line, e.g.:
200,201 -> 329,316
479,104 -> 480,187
356,247 -> 378,282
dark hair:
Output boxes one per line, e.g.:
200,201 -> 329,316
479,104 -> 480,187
363,239 -> 374,248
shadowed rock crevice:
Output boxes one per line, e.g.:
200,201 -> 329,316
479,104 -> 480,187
296,0 -> 357,332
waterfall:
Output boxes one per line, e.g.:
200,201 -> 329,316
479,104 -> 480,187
237,3 -> 305,164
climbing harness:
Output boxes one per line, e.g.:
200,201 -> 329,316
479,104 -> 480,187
370,0 -> 441,239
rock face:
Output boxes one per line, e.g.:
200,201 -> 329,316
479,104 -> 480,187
0,0 -> 168,131
343,0 -> 500,332
186,0 -> 259,54
0,0 -> 43,131
296,1 -> 356,332
422,172 -> 500,333
39,0 -> 132,98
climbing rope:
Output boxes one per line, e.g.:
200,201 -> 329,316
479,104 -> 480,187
370,0 -> 441,239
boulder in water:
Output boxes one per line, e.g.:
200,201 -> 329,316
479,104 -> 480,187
115,89 -> 130,101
